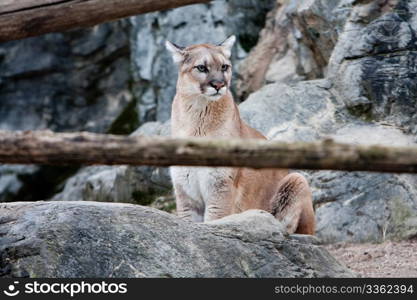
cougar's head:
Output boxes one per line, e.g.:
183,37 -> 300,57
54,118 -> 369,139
166,36 -> 236,101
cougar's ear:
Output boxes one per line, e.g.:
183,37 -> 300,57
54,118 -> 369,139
165,41 -> 186,64
218,35 -> 236,58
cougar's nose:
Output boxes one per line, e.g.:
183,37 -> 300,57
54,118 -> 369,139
209,80 -> 226,91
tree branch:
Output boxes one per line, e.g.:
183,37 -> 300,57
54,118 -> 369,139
0,0 -> 211,42
0,130 -> 416,173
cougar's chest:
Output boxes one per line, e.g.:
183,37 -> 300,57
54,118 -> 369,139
171,166 -> 233,203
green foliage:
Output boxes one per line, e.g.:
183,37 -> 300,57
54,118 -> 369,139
131,189 -> 158,206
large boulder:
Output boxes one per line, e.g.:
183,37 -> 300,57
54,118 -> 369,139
0,201 -> 354,278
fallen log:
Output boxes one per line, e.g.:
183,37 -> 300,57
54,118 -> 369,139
0,0 -> 211,42
0,130 -> 416,173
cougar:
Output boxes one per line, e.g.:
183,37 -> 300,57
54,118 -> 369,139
166,36 -> 315,234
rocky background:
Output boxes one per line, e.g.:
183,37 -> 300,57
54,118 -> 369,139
1,0 -> 417,277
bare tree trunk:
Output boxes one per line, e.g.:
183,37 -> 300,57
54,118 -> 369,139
0,0 -> 211,42
0,130 -> 416,173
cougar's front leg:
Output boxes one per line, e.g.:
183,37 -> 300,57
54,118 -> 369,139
173,184 -> 204,222
204,192 -> 233,222
272,173 -> 315,235
203,174 -> 234,222
171,167 -> 204,222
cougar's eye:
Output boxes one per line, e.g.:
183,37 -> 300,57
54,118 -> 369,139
195,65 -> 208,73
221,64 -> 230,72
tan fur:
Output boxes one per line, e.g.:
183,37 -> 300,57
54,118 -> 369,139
167,37 -> 315,234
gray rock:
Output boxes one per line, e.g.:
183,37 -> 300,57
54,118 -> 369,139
52,165 -> 172,206
53,121 -> 172,206
0,202 -> 355,278
311,124 -> 417,243
239,79 -> 338,141
0,165 -> 38,202
236,0 -> 352,99
306,0 -> 417,242
313,171 -> 417,243
0,164 -> 77,203
329,0 -> 417,134
0,20 -> 135,202
0,21 -> 134,133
